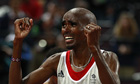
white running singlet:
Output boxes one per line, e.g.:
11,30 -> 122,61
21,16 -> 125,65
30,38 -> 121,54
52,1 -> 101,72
57,50 -> 102,84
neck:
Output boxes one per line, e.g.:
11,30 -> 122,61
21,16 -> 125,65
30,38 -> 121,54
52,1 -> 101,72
71,47 -> 92,67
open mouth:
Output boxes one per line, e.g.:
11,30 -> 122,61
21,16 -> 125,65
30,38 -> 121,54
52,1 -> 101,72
65,36 -> 73,40
65,36 -> 74,43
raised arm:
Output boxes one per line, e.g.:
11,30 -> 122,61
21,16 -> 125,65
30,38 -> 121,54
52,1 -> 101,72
9,17 -> 33,84
84,22 -> 120,84
9,18 -> 60,84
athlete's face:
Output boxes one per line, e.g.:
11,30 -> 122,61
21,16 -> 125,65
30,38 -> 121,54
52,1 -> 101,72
61,11 -> 87,49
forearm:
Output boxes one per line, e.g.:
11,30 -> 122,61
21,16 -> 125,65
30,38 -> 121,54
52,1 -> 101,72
9,39 -> 23,84
90,46 -> 119,84
9,17 -> 33,84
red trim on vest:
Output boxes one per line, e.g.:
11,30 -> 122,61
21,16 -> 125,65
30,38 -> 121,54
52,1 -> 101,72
66,50 -> 95,81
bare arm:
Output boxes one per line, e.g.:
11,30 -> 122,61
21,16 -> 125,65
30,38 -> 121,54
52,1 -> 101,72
22,53 -> 60,84
91,48 -> 120,84
9,18 -> 33,84
84,23 -> 120,84
9,18 -> 60,84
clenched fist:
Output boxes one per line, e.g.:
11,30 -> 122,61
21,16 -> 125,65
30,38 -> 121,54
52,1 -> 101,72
14,17 -> 33,40
84,22 -> 101,48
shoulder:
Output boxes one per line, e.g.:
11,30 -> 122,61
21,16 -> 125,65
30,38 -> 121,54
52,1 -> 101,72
101,49 -> 119,72
41,52 -> 65,73
101,50 -> 118,62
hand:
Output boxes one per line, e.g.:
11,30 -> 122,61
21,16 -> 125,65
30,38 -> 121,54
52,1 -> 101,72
84,22 -> 101,48
14,17 -> 33,40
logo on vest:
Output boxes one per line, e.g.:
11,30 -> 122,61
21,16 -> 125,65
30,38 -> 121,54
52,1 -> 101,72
90,74 -> 96,84
58,70 -> 64,77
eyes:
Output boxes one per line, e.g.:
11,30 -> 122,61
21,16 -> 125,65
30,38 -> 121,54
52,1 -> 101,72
62,23 -> 66,28
71,22 -> 77,27
62,21 -> 77,28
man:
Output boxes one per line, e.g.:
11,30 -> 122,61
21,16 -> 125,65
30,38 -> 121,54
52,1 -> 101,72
9,8 -> 120,84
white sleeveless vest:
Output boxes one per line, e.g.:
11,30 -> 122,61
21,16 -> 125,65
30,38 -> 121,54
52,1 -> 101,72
57,50 -> 102,84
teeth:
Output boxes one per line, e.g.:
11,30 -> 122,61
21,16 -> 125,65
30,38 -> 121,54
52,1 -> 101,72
65,37 -> 73,39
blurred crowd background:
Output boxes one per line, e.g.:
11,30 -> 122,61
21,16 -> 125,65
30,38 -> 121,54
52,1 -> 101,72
0,0 -> 140,84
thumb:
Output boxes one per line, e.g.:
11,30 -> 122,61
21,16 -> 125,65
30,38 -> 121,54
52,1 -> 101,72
29,18 -> 33,27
